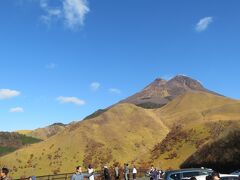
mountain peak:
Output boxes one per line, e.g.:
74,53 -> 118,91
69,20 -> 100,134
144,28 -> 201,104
168,75 -> 204,90
121,74 -> 220,108
143,78 -> 167,90
154,77 -> 166,82
170,74 -> 199,82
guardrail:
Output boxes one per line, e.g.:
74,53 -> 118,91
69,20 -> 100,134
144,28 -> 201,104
14,169 -> 148,180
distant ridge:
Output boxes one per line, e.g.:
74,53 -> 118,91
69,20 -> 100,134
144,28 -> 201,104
17,123 -> 68,140
0,132 -> 41,156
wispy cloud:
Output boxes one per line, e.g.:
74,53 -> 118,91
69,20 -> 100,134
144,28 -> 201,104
57,96 -> 85,106
46,63 -> 57,69
90,82 -> 100,91
161,74 -> 173,80
195,17 -> 213,32
0,89 -> 21,100
39,0 -> 89,30
109,88 -> 121,94
9,107 -> 24,113
63,0 -> 90,29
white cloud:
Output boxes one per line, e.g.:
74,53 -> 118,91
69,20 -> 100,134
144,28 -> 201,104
46,63 -> 57,69
63,0 -> 89,29
57,96 -> 85,106
195,17 -> 213,32
0,89 -> 21,100
39,0 -> 89,30
161,74 -> 173,80
9,107 -> 24,113
90,82 -> 100,91
109,88 -> 121,94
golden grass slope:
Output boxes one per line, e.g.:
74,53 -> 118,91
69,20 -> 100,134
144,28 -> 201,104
150,92 -> 240,169
181,121 -> 240,173
15,130 -> 33,135
0,103 -> 169,178
151,121 -> 240,170
153,92 -> 238,127
16,125 -> 66,140
1,92 -> 240,178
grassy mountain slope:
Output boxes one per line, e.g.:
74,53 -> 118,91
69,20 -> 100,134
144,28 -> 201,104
1,91 -> 240,178
153,92 -> 237,127
17,124 -> 67,140
0,103 -> 169,178
181,122 -> 240,173
150,92 -> 240,169
15,130 -> 33,135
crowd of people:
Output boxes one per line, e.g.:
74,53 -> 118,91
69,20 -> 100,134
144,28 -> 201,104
71,164 -> 138,180
2,164 -> 239,180
103,164 -> 138,180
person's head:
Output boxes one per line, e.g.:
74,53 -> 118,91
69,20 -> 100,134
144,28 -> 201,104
206,175 -> 212,180
88,164 -> 92,169
211,172 -> 220,180
76,166 -> 82,173
190,177 -> 197,180
1,168 -> 9,177
29,176 -> 36,180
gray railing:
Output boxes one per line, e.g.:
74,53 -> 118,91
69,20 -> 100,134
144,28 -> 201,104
14,169 -> 148,180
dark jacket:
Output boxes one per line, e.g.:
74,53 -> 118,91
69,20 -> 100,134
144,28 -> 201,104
150,170 -> 158,180
104,168 -> 110,180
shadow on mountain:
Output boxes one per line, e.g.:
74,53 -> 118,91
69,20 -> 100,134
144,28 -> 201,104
181,128 -> 240,173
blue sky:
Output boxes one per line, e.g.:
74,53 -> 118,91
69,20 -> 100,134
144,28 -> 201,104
0,0 -> 240,131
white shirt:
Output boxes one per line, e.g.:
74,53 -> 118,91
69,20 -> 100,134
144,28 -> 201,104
88,168 -> 94,180
133,168 -> 137,174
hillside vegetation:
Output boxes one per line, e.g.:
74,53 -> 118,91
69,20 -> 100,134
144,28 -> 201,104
17,123 -> 67,140
0,132 -> 42,157
1,76 -> 240,178
181,124 -> 240,173
0,103 -> 169,177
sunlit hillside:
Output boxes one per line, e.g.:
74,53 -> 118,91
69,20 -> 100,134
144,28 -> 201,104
0,103 -> 169,178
